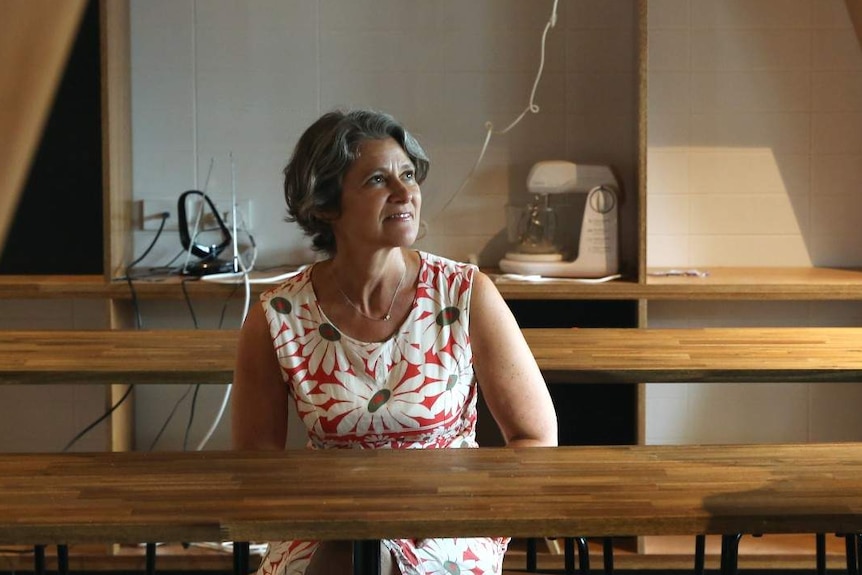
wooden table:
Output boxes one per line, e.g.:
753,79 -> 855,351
1,444 -> 862,574
3,327 -> 862,385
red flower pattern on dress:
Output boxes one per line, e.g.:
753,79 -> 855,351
256,252 -> 508,574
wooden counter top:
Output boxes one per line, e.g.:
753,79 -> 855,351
1,443 -> 862,545
2,327 -> 862,385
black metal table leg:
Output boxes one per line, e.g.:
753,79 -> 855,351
525,537 -> 538,572
694,535 -> 706,575
145,542 -> 157,575
353,540 -> 381,575
815,533 -> 826,575
233,541 -> 250,575
720,535 -> 729,575
563,537 -> 590,574
720,534 -> 742,575
847,534 -> 859,575
57,544 -> 69,575
576,537 -> 590,574
602,537 -> 614,574
34,545 -> 46,575
564,537 -> 575,573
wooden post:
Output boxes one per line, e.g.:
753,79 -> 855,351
0,0 -> 86,253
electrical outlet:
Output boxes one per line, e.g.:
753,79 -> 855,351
138,198 -> 252,232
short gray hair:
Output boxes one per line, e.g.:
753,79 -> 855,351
283,109 -> 430,255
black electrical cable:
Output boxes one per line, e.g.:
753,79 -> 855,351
218,281 -> 241,328
163,247 -> 187,268
180,278 -> 199,328
148,384 -> 194,451
182,384 -> 201,451
128,211 -> 170,269
124,211 -> 170,329
62,213 -> 173,451
62,384 -> 135,452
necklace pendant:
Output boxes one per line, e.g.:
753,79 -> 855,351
333,258 -> 407,323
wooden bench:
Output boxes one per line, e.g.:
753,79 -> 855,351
3,327 -> 862,385
1,444 -> 862,575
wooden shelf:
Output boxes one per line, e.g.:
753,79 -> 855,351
492,274 -> 644,300
4,266 -> 862,301
0,275 -> 109,299
645,266 -> 862,300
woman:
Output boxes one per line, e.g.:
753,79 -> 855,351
232,109 -> 557,575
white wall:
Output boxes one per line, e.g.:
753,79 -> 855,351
645,0 -> 862,444
126,0 -> 639,451
129,0 -> 639,270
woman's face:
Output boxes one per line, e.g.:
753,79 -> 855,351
331,136 -> 422,252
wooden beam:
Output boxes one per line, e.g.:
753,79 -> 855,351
0,0 -> 86,253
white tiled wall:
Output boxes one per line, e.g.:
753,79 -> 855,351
648,0 -> 862,268
646,0 -> 862,445
129,0 -> 638,270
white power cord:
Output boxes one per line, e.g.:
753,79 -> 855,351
194,178 -> 258,451
199,266 -> 307,284
194,264 -> 251,452
427,0 -> 560,224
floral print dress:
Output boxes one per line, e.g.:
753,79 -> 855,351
255,251 -> 509,575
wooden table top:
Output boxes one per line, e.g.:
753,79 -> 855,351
1,443 -> 862,545
2,327 -> 862,385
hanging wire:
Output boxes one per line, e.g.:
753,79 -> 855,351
62,211 -> 176,451
427,0 -> 561,224
148,384 -> 194,451
62,385 -> 135,452
124,211 -> 170,329
183,384 -> 202,451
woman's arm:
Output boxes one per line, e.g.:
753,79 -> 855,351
231,302 -> 289,451
469,270 -> 558,447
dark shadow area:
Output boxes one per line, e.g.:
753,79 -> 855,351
0,0 -> 103,274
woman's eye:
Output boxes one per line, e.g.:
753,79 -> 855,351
402,170 -> 415,181
368,175 -> 385,185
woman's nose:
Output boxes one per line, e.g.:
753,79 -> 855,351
390,180 -> 413,202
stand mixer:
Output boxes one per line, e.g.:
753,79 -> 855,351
499,161 -> 619,278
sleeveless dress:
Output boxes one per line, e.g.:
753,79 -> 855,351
255,251 -> 509,575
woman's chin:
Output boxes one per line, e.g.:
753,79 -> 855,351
383,223 -> 419,246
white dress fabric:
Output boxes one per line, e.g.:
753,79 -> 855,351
255,251 -> 509,575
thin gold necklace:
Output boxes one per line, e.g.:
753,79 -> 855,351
334,262 -> 407,322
